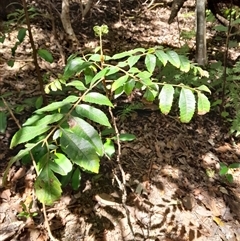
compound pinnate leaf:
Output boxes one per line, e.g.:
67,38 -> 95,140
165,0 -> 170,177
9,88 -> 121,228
179,88 -> 196,123
35,168 -> 62,205
197,92 -> 210,115
83,92 -> 113,107
159,84 -> 174,115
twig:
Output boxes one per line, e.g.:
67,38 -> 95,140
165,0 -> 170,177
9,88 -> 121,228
108,107 -> 135,240
22,0 -> 47,105
1,97 -> 21,129
221,0 -> 233,111
42,203 -> 60,241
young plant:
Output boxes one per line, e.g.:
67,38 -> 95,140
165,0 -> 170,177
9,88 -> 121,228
4,25 -> 212,206
219,162 -> 240,183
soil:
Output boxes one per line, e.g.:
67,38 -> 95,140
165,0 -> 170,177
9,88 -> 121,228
0,0 -> 240,241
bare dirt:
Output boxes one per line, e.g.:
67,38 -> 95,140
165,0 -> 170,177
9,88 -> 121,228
0,0 -> 240,240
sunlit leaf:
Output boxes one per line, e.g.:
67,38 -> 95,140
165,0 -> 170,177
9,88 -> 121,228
112,75 -> 129,91
63,116 -> 104,156
155,50 -> 168,66
104,138 -> 115,157
35,168 -> 62,205
145,54 -> 156,73
50,153 -> 72,175
166,50 -> 180,68
127,55 -> 141,68
35,95 -> 78,114
83,92 -> 113,107
196,85 -> 211,93
60,127 -> 100,173
159,84 -> 174,114
11,114 -> 63,147
179,55 -> 190,72
66,80 -> 87,91
124,79 -> 135,95
76,104 -> 111,127
197,92 -> 210,115
179,88 -> 196,123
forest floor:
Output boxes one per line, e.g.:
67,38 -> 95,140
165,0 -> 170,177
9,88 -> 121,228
0,0 -> 240,240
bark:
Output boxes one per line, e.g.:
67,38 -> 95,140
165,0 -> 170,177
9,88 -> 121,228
196,0 -> 207,66
60,0 -> 79,45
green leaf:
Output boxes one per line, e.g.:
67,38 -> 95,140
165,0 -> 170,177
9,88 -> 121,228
10,126 -> 50,148
119,133 -> 136,141
136,71 -> 153,86
112,75 -> 129,91
196,85 -> 211,93
179,88 -> 196,123
72,168 -> 81,190
225,173 -> 233,183
229,163 -> 240,169
50,153 -> 72,175
0,112 -> 7,133
11,114 -> 63,147
159,84 -> 174,114
91,68 -> 109,85
76,104 -> 111,127
64,57 -> 91,79
64,116 -> 104,156
214,25 -> 228,32
145,54 -> 156,73
127,55 -> 141,68
197,92 -> 210,115
83,92 -> 113,107
38,49 -> 53,63
104,138 -> 115,157
105,66 -> 119,76
35,168 -> 62,205
124,79 -> 135,95
179,55 -> 190,72
35,95 -> 78,114
112,51 -> 131,59
66,80 -> 87,91
219,163 -> 228,175
114,86 -> 124,99
35,96 -> 43,109
17,28 -> 27,43
60,127 -> 100,173
143,88 -> 157,101
166,50 -> 180,68
155,50 -> 168,66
